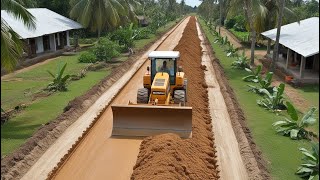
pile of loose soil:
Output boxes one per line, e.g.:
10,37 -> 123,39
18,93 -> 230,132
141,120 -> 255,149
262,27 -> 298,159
1,25 -> 177,180
131,17 -> 219,180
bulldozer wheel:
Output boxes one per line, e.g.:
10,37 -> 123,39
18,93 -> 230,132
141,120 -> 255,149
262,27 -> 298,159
137,88 -> 149,103
183,79 -> 188,102
174,90 -> 186,106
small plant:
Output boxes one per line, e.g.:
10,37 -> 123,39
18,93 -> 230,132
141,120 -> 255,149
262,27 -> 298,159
46,63 -> 70,92
296,143 -> 319,179
78,51 -> 97,63
214,36 -> 230,46
273,102 -> 318,140
257,83 -> 286,112
248,72 -> 274,94
231,51 -> 249,69
225,44 -> 239,57
242,65 -> 262,83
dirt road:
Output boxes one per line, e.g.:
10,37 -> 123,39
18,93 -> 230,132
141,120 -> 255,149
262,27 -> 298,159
21,17 -> 191,180
197,20 -> 250,180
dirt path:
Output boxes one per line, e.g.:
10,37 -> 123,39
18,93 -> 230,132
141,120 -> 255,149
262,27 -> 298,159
198,21 -> 250,180
131,17 -> 219,180
20,17 -> 191,180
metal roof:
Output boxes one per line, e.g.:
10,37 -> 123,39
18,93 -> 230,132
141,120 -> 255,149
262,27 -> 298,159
148,51 -> 180,59
1,8 -> 83,39
261,17 -> 319,57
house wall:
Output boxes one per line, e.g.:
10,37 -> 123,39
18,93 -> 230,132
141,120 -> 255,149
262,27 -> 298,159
35,36 -> 44,53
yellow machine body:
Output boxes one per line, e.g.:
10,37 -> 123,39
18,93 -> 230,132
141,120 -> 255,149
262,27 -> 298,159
112,51 -> 192,138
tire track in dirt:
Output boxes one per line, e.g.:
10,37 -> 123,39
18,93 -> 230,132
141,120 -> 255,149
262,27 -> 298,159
131,17 -> 219,180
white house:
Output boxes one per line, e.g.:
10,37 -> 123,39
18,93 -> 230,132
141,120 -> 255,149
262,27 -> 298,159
1,8 -> 83,57
261,17 -> 319,84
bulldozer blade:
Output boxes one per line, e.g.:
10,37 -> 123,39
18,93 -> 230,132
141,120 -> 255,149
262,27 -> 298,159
111,105 -> 192,138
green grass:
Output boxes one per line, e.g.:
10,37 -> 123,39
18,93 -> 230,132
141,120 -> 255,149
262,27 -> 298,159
1,52 -> 111,156
199,18 -> 317,180
1,19 -> 181,157
296,85 -> 319,132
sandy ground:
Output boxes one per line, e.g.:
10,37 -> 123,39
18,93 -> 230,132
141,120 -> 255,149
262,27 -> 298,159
20,17 -> 191,180
197,21 -> 249,180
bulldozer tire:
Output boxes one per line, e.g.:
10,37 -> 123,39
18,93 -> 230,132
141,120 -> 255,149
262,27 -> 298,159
174,90 -> 186,106
183,79 -> 188,102
137,88 -> 149,103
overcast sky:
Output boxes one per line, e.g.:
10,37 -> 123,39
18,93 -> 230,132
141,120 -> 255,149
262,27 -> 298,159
177,0 -> 202,7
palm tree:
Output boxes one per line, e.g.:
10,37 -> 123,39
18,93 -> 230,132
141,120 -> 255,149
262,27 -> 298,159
270,0 -> 285,72
1,0 -> 35,72
69,0 -> 139,38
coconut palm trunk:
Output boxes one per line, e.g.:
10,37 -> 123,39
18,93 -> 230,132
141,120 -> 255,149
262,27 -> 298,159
243,0 -> 256,66
270,0 -> 285,72
219,0 -> 222,34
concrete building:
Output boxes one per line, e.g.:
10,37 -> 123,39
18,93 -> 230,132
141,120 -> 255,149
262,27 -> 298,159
1,8 -> 83,58
261,17 -> 319,84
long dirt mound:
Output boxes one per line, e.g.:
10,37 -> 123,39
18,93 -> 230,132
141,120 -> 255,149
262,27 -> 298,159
131,17 -> 219,180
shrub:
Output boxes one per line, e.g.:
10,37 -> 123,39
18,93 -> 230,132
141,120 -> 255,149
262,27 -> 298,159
133,28 -> 151,40
224,18 -> 236,29
78,51 -> 97,63
257,83 -> 286,112
93,37 -> 120,62
110,23 -> 135,49
233,15 -> 246,32
273,102 -> 318,140
296,143 -> 319,179
46,63 -> 70,92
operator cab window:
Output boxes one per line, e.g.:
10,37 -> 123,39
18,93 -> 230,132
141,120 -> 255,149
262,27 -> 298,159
151,58 -> 176,85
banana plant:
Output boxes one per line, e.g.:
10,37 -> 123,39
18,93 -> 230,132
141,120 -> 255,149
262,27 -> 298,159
248,72 -> 274,94
273,102 -> 318,140
257,83 -> 286,112
46,63 -> 70,92
221,36 -> 230,46
231,51 -> 249,69
296,143 -> 319,179
213,35 -> 223,44
242,65 -> 262,83
225,44 -> 239,57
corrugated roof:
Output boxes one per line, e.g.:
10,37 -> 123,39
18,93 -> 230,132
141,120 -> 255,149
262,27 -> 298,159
1,8 -> 83,39
261,17 -> 319,57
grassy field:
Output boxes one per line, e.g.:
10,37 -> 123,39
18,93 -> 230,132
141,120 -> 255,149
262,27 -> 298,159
1,52 -> 112,156
1,19 -> 180,157
199,18 -> 317,180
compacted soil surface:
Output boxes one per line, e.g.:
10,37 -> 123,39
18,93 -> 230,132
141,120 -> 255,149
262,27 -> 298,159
131,17 -> 219,180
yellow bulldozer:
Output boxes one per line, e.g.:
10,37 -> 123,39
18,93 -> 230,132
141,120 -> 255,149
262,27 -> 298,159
111,51 -> 192,138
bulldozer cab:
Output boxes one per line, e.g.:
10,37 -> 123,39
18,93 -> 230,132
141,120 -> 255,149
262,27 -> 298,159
149,51 -> 179,85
